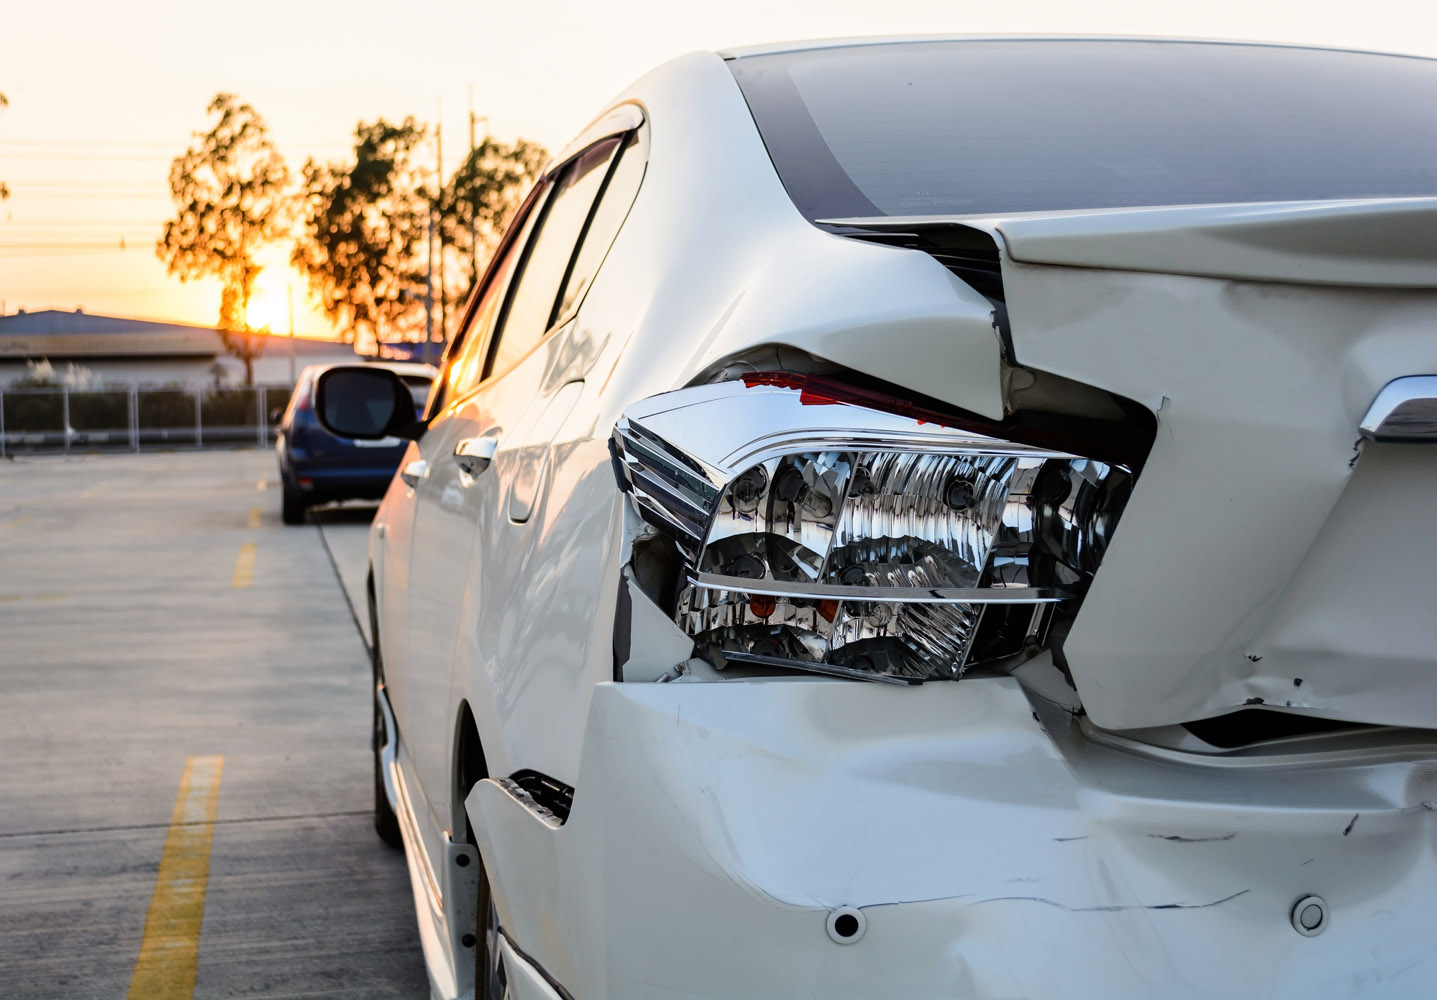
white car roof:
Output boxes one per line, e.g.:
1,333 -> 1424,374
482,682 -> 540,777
717,34 -> 1433,63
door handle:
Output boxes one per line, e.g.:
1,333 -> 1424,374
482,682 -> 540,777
454,436 -> 499,477
399,458 -> 429,488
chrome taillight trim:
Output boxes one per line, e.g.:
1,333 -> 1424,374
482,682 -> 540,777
619,379 -> 1080,477
687,571 -> 1074,604
722,429 -> 1074,474
612,418 -> 722,556
717,649 -> 914,685
1359,375 -> 1437,443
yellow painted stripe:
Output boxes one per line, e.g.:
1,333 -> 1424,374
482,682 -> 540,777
255,477 -> 267,491
232,543 -> 256,588
126,755 -> 224,1000
247,506 -> 262,529
0,515 -> 34,535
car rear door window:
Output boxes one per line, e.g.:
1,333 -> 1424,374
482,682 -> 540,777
441,198 -> 543,405
554,132 -> 645,325
482,138 -> 620,381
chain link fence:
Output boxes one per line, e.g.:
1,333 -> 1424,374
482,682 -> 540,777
0,384 -> 294,455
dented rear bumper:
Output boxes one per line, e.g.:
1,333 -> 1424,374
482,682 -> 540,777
469,678 -> 1437,999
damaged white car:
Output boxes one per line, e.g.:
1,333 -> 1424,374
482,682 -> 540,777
313,37 -> 1437,1000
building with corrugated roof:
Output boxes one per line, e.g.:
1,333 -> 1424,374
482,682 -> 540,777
0,309 -> 358,387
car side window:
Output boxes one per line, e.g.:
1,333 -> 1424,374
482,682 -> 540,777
554,131 -> 646,325
439,196 -> 544,406
481,138 -> 621,382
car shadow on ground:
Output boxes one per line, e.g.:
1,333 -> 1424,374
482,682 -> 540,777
306,502 -> 380,525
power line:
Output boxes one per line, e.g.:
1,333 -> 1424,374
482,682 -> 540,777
0,241 -> 141,248
2,192 -> 171,200
3,220 -> 165,226
1,221 -> 166,227
0,249 -> 142,257
1,138 -> 188,149
4,177 -> 166,187
4,137 -> 356,152
0,151 -> 175,162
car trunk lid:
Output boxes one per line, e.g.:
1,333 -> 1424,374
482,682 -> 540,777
844,198 -> 1437,732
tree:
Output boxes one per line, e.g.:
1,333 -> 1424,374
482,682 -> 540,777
157,94 -> 290,385
439,136 -> 547,304
291,118 -> 431,349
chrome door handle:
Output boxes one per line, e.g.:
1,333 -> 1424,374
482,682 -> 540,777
454,436 -> 499,477
399,458 -> 429,488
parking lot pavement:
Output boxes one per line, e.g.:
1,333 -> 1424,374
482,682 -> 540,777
311,506 -> 378,651
0,450 -> 426,999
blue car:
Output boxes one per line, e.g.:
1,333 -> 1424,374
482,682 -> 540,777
275,361 -> 436,524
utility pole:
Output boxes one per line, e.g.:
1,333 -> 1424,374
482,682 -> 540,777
436,119 -> 445,347
468,90 -> 484,291
425,212 -> 435,346
287,283 -> 296,382
474,104 -> 497,293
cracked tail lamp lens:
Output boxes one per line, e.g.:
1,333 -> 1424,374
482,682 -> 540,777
612,377 -> 1135,682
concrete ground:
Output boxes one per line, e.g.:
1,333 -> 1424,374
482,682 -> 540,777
0,449 -> 426,999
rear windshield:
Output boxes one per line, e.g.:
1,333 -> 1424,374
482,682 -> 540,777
727,40 -> 1437,219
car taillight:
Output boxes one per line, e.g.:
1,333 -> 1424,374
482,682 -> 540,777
611,375 -> 1136,683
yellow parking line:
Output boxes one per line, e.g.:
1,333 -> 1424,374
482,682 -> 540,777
255,477 -> 267,491
247,507 -> 262,529
126,755 -> 224,1000
0,515 -> 34,535
232,543 -> 256,588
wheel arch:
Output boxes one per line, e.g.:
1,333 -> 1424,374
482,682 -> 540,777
453,700 -> 489,843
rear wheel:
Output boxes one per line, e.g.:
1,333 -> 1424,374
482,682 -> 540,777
281,482 -> 306,525
369,580 -> 402,848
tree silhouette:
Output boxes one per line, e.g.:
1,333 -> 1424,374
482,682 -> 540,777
157,94 -> 291,385
440,136 -> 547,303
292,118 -> 431,350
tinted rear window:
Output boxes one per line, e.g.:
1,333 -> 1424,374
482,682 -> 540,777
728,40 -> 1437,219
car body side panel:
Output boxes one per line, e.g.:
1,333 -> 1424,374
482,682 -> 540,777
404,398 -> 493,868
469,676 -> 1437,999
997,257 -> 1437,731
373,447 -> 420,748
448,328 -> 622,791
446,50 -> 1014,791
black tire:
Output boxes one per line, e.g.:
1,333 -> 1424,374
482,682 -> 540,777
370,582 -> 403,849
281,483 -> 307,525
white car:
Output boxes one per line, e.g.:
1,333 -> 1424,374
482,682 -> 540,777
313,37 -> 1437,1000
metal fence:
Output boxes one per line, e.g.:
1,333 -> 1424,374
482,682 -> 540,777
0,384 -> 293,455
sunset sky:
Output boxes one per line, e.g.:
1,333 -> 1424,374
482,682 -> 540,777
3,0 -> 1435,339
